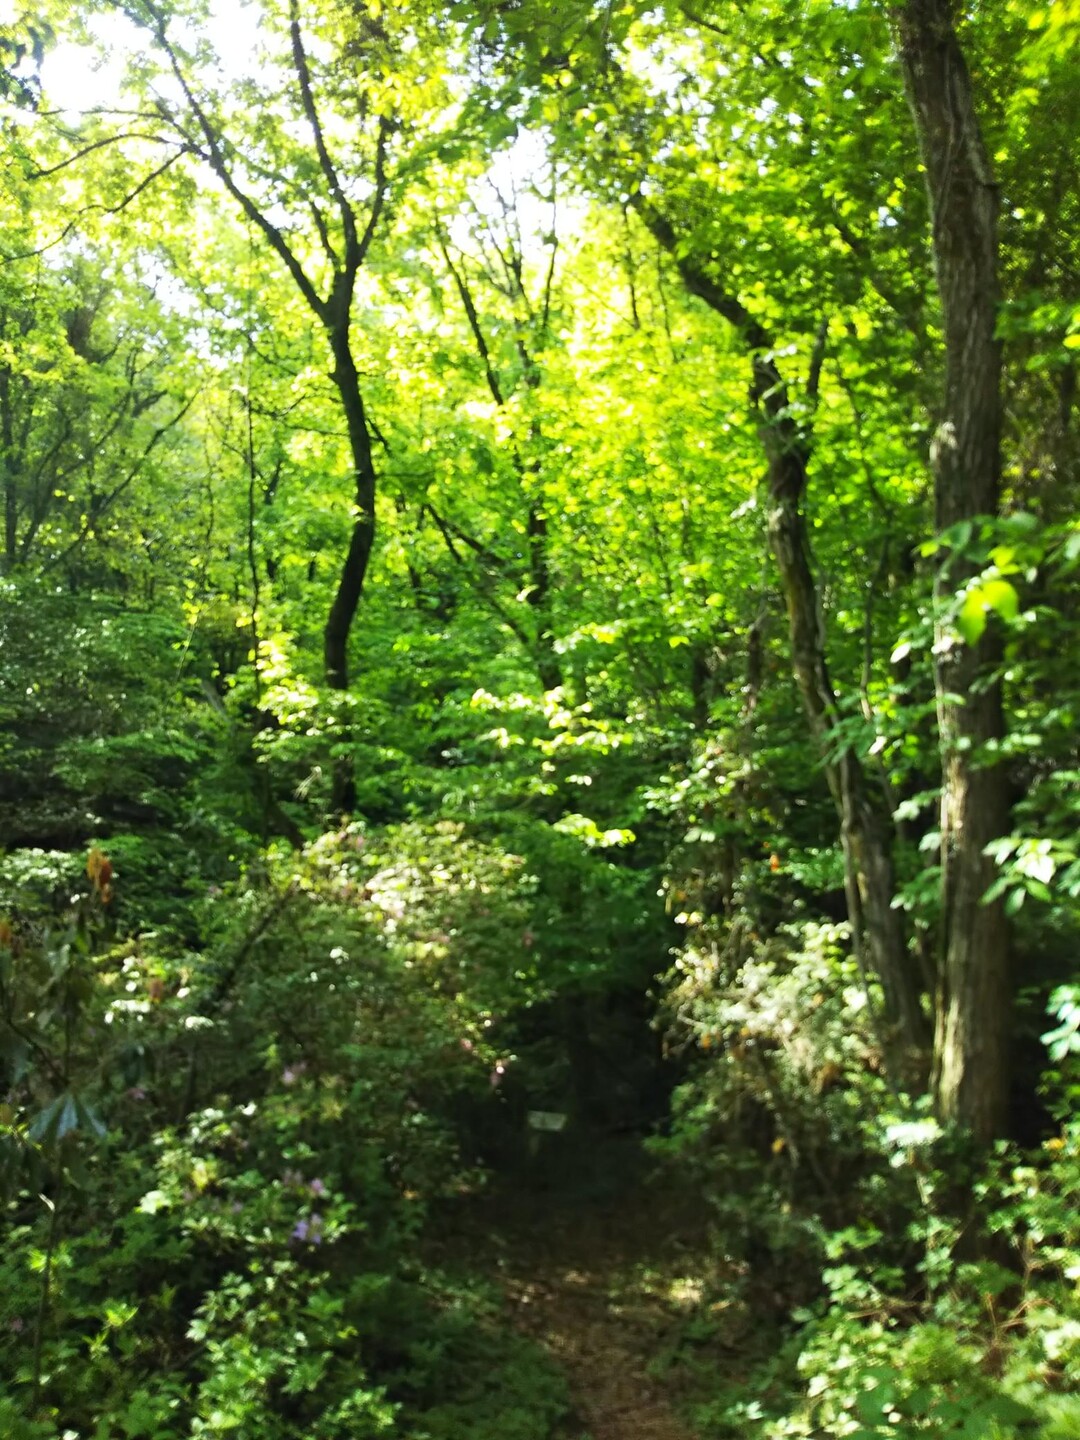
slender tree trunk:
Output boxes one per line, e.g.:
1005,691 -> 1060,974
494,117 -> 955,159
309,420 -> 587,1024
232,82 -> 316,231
146,6 -> 392,821
895,0 -> 1012,1139
324,323 -> 378,814
526,502 -> 561,692
1,367 -> 18,572
757,349 -> 929,1067
437,231 -> 563,692
642,205 -> 929,1067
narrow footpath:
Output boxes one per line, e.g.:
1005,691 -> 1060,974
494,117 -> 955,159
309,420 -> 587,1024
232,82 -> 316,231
436,1144 -> 741,1440
496,1200 -> 699,1440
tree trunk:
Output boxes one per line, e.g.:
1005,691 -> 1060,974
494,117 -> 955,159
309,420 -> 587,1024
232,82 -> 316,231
1,366 -> 18,573
895,0 -> 1012,1139
323,324 -> 378,814
526,502 -> 561,692
437,232 -> 563,692
641,204 -> 929,1067
756,348 -> 930,1067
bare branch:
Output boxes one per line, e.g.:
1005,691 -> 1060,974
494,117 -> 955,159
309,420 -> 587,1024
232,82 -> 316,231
288,0 -> 357,253
354,115 -> 392,272
26,129 -> 177,178
2,149 -> 189,263
133,1 -> 327,320
425,503 -> 532,649
539,185 -> 559,339
436,225 -> 506,407
309,200 -> 340,267
43,390 -> 199,571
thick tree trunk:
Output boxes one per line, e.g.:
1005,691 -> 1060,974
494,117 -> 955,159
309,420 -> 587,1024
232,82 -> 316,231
895,0 -> 1012,1139
324,325 -> 377,814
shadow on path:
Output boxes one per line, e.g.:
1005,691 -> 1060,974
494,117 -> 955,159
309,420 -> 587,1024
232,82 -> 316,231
431,1139 -> 728,1440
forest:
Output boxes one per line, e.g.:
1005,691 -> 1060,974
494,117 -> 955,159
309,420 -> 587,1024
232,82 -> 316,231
1,0 -> 1079,1435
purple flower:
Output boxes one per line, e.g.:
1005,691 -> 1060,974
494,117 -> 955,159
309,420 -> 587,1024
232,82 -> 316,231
10,1317 -> 24,1334
291,1212 -> 324,1245
309,1178 -> 327,1197
126,1086 -> 147,1102
282,1062 -> 307,1086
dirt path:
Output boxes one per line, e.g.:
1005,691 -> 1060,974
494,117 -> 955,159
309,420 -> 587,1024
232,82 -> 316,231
441,1165 -> 717,1440
498,1212 -> 698,1440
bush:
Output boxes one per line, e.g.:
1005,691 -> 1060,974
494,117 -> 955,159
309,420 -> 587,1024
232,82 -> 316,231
0,826 -> 570,1437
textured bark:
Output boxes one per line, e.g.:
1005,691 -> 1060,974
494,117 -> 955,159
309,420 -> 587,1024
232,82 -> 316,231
643,207 -> 929,1066
755,348 -> 929,1065
895,0 -> 1012,1139
1,366 -> 17,572
323,326 -> 378,815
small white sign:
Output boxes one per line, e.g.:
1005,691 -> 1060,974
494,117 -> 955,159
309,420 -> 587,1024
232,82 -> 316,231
527,1110 -> 568,1133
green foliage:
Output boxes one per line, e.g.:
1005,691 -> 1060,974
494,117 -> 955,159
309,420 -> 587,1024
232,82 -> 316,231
0,827 -> 571,1436
0,0 -> 1078,1436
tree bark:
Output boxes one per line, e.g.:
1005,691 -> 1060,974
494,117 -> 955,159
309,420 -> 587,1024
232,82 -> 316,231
1,366 -> 17,572
754,343 -> 930,1067
527,502 -> 562,692
894,0 -> 1012,1139
643,207 -> 929,1067
323,328 -> 377,694
323,324 -> 378,814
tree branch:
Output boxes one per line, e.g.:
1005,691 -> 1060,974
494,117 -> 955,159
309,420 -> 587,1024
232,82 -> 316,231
135,0 -> 328,321
436,226 -> 506,407
288,0 -> 357,254
354,115 -> 391,273
2,149 -> 189,262
43,391 -> 199,570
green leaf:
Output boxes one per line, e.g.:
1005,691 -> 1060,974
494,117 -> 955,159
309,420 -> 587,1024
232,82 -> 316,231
957,576 -> 1019,643
1005,888 -> 1027,915
980,577 -> 1020,622
956,591 -> 987,644
28,1092 -> 79,1145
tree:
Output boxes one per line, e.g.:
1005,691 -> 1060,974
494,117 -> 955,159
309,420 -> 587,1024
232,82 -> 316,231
31,0 -> 459,807
0,249 -> 192,582
461,0 -> 936,1063
433,183 -> 564,692
892,0 -> 1012,1138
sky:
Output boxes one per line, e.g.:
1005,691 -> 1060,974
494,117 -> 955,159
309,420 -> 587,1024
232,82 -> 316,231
40,0 -> 265,115
35,0 -> 575,264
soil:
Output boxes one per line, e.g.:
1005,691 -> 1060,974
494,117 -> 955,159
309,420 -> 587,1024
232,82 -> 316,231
434,1140 -> 738,1440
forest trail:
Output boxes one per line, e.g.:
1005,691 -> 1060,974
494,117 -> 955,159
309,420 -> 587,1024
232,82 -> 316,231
438,1146 -> 723,1440
497,1208 -> 698,1440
